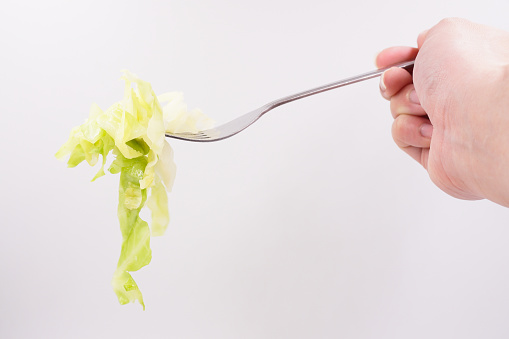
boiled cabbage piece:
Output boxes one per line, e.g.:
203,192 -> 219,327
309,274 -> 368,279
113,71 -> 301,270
56,71 -> 213,309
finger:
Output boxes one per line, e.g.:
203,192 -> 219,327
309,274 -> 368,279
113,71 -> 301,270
398,146 -> 430,170
380,67 -> 413,100
389,84 -> 426,118
392,114 -> 432,168
392,114 -> 433,149
375,46 -> 419,68
417,29 -> 429,48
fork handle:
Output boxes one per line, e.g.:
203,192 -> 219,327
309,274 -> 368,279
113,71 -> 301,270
268,60 -> 415,109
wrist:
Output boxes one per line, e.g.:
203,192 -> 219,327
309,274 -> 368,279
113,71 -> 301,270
478,64 -> 509,207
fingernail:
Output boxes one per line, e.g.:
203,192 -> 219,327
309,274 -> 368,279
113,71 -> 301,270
409,89 -> 420,104
380,72 -> 387,92
420,123 -> 433,138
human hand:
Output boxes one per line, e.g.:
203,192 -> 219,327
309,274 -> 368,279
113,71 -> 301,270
377,18 -> 509,207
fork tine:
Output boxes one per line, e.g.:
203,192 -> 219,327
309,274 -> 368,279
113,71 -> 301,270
165,129 -> 220,141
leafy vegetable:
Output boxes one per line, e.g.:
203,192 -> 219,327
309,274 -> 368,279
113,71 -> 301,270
56,71 -> 213,309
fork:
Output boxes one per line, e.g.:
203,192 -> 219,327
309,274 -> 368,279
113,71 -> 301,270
165,60 -> 414,142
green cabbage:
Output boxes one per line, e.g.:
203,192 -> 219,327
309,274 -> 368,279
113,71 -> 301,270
56,71 -> 213,309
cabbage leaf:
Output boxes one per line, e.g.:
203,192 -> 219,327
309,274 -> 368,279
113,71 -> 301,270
56,71 -> 213,309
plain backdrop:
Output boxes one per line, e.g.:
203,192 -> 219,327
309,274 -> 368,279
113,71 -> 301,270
2,1 -> 509,338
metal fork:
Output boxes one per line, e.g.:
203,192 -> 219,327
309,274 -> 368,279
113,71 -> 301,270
165,60 -> 414,142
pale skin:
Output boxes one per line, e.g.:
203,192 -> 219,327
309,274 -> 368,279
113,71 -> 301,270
377,18 -> 509,208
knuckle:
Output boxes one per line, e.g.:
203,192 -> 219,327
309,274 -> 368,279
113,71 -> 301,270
436,17 -> 463,30
391,115 -> 408,144
392,115 -> 406,133
389,93 -> 407,118
432,17 -> 472,38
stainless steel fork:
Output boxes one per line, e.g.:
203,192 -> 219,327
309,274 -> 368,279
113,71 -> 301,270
165,60 -> 414,142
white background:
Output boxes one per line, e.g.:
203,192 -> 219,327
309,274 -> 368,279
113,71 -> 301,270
2,0 -> 509,338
